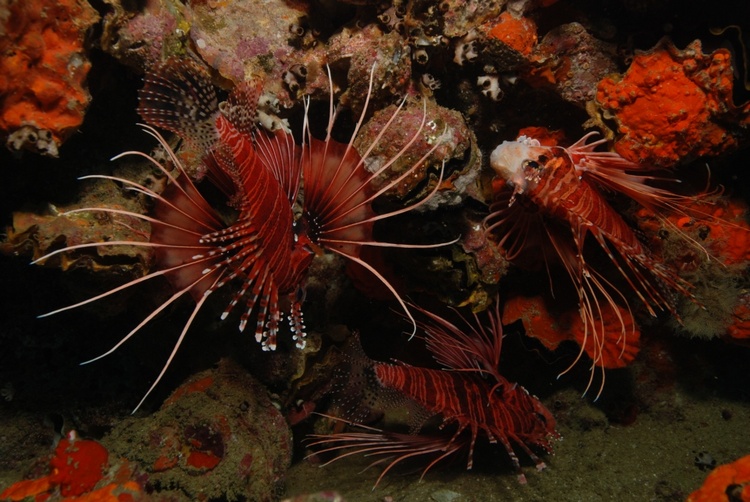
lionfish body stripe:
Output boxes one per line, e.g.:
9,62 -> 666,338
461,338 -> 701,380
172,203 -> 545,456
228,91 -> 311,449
374,364 -> 548,449
34,58 -> 451,411
311,301 -> 557,484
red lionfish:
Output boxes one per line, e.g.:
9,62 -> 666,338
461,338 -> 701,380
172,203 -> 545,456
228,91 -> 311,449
309,300 -> 558,485
33,59 -> 454,411
483,132 -> 735,396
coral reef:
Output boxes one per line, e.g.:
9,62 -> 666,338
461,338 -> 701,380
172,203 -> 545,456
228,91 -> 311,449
634,197 -> 750,339
0,0 -> 99,156
189,0 -> 308,85
2,0 -> 750,500
2,170 -> 152,273
100,0 -> 189,69
354,97 -> 479,203
441,0 -> 507,38
488,11 -> 537,57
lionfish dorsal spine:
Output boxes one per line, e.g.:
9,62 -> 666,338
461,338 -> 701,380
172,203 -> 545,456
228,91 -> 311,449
412,300 -> 504,381
255,128 -> 302,204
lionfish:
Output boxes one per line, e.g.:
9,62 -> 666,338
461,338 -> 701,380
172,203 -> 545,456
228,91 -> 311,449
309,300 -> 558,486
33,59 -> 453,411
484,132 -> 733,396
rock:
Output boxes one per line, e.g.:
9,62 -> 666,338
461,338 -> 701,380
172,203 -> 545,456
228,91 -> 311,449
105,359 -> 292,501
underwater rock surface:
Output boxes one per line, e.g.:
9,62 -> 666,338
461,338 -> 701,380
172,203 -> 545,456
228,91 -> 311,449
106,359 -> 292,501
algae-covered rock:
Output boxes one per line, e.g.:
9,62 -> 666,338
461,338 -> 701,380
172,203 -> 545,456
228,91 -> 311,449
105,359 -> 292,501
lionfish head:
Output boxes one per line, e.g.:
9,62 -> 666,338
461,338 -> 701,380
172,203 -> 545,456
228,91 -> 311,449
489,135 -> 550,197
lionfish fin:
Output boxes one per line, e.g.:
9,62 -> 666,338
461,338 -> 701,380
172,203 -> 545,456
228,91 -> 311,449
288,293 -> 306,349
137,58 -> 219,153
306,418 -> 466,489
255,128 -> 302,204
329,334 -> 426,427
220,80 -> 262,136
409,300 -> 504,380
569,132 -> 746,264
549,222 -> 641,398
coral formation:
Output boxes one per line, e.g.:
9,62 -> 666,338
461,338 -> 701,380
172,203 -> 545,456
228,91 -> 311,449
1,164 -> 155,291
0,432 -> 144,501
354,97 -> 478,202
2,0 -> 750,499
0,0 -> 99,156
488,12 -> 537,57
439,0 -> 506,38
105,360 -> 292,501
687,454 -> 750,502
595,39 -> 747,167
634,197 -> 750,339
527,22 -> 618,106
189,0 -> 308,85
100,0 -> 189,69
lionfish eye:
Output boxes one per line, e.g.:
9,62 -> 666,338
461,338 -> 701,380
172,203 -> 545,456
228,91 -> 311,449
537,154 -> 548,164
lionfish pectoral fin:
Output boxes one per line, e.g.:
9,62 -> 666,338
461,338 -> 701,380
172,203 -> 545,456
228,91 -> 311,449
72,267 -> 222,413
130,278 -> 219,414
288,291 -> 307,349
327,247 -> 418,338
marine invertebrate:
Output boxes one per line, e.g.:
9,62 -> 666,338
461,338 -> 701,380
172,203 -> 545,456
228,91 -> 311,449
596,39 -> 743,167
454,31 -> 479,66
631,196 -> 750,339
477,75 -> 503,101
484,132 -> 741,395
525,22 -> 618,106
502,294 -> 641,369
351,97 -> 475,202
420,73 -> 441,91
0,0 -> 99,156
0,431 -> 143,501
687,454 -> 750,502
0,431 -> 107,500
310,301 -> 558,485
187,0 -> 309,85
33,59 -> 453,411
487,11 -> 537,58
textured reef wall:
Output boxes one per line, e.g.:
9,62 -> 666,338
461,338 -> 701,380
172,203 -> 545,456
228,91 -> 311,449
1,0 -> 750,501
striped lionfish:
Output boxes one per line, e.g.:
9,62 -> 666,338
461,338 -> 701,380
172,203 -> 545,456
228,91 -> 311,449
33,59 -> 454,411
